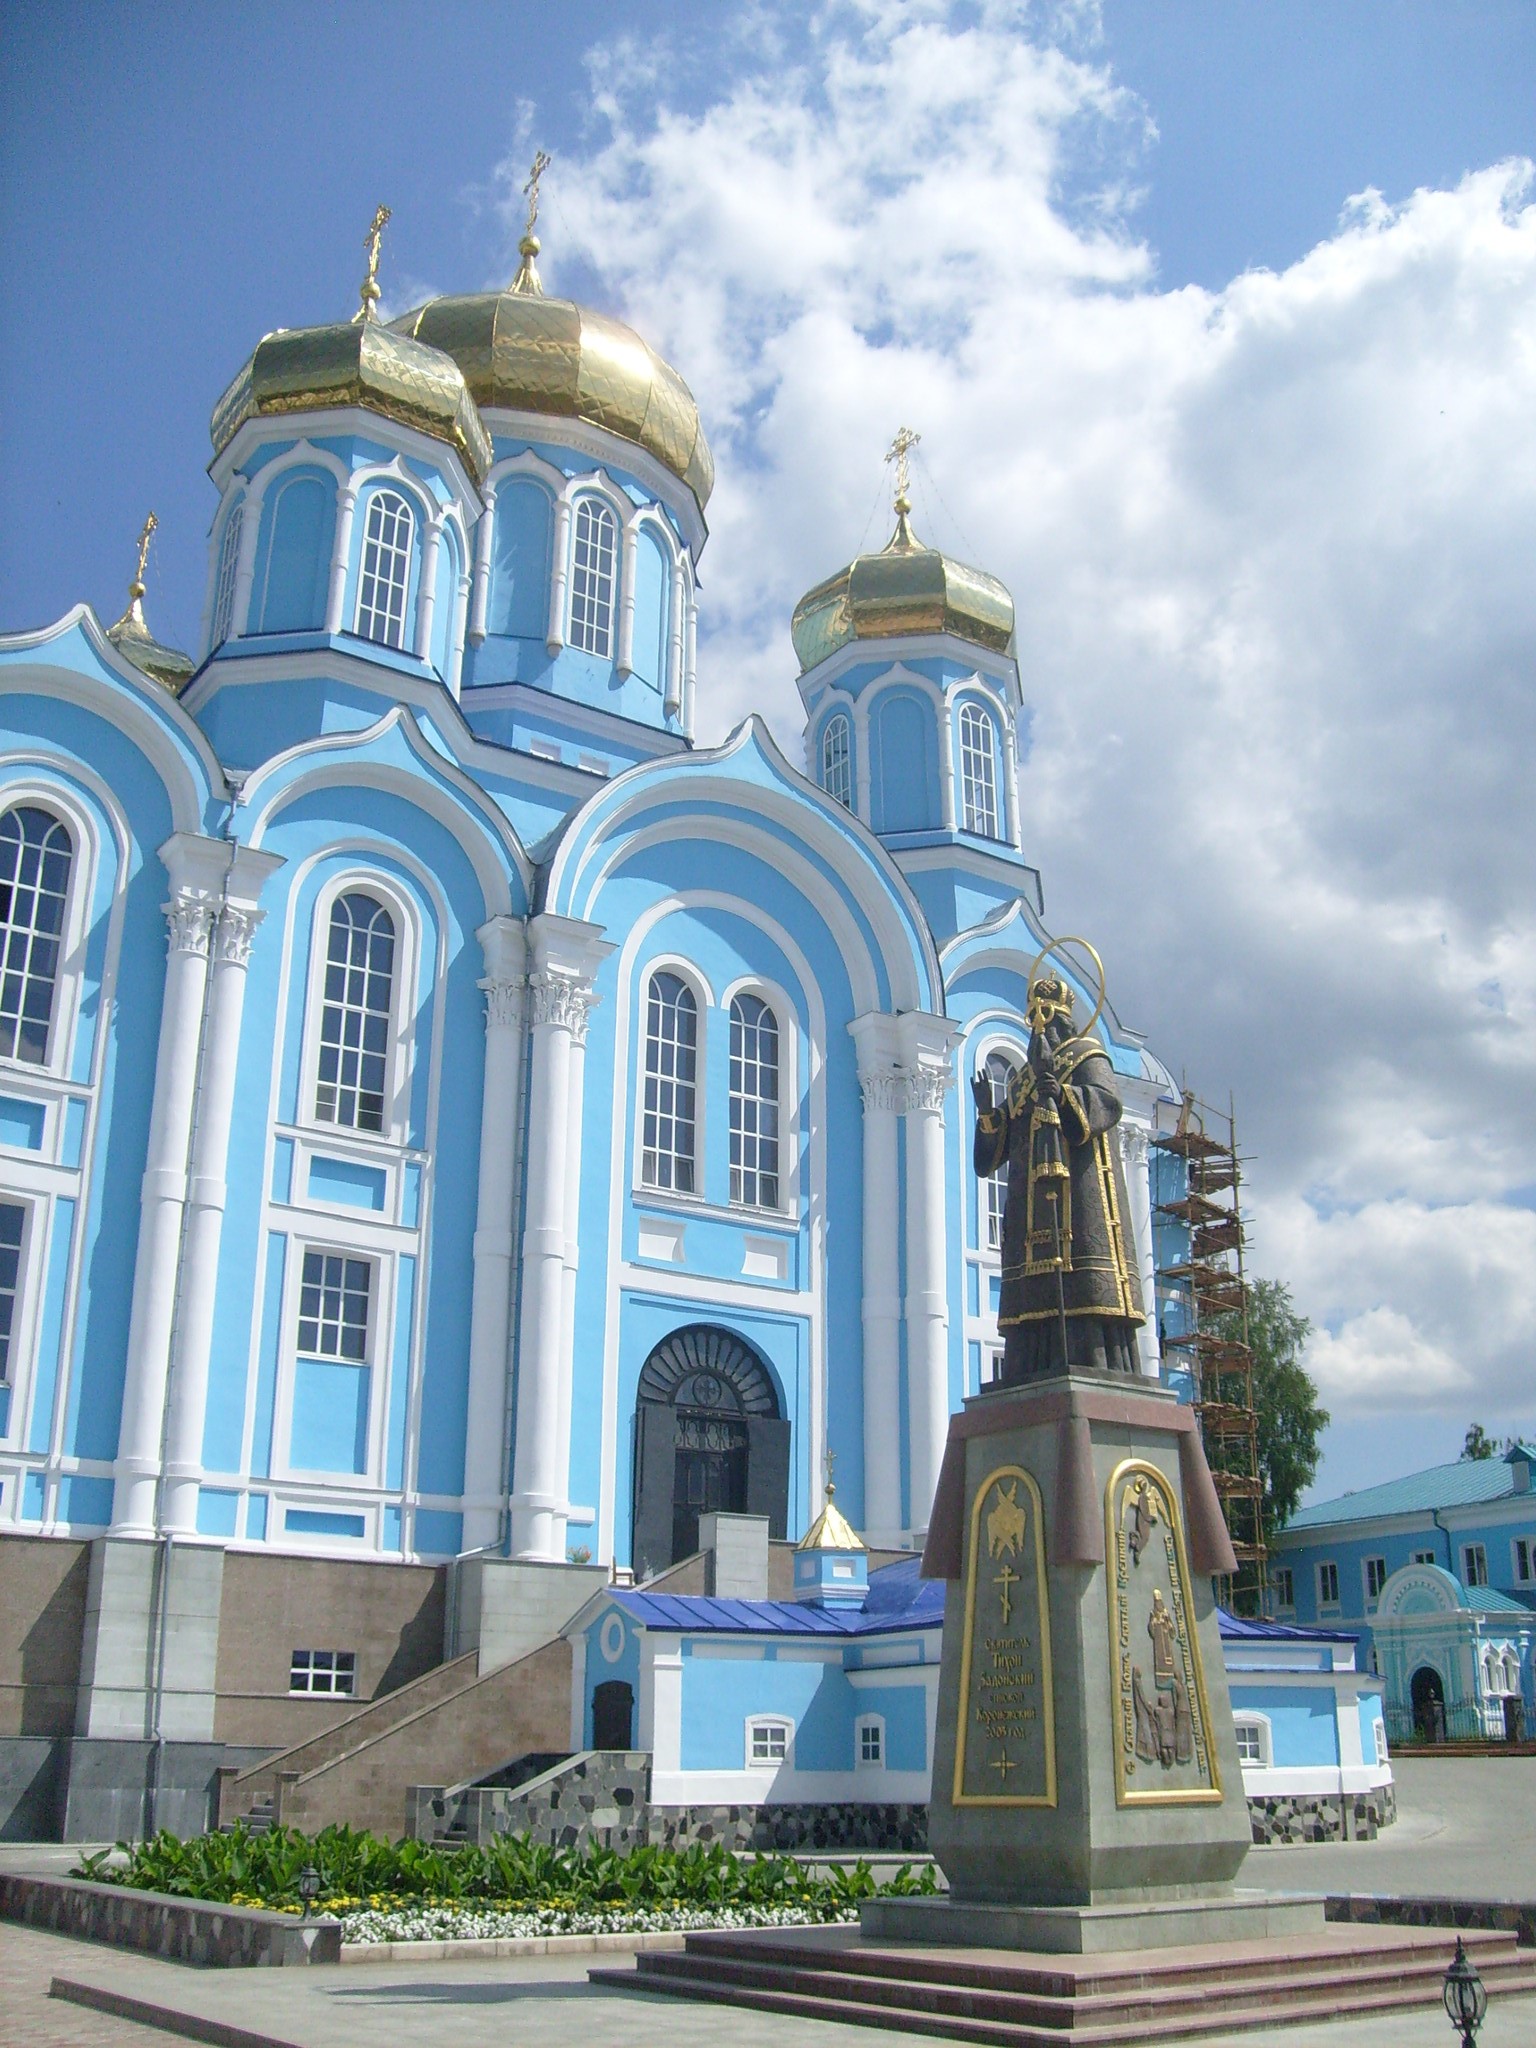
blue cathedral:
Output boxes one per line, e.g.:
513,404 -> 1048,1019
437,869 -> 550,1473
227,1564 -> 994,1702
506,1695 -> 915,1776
0,205 -> 1184,1833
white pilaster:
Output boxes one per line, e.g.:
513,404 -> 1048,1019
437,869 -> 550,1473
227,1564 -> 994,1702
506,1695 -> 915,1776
460,916 -> 528,1553
938,701 -> 957,831
161,848 -> 284,1536
509,915 -> 612,1559
617,521 -> 638,677
681,575 -> 697,735
1002,711 -> 1022,850
849,1014 -> 904,1549
112,835 -> 228,1536
231,500 -> 262,639
324,486 -> 358,635
664,557 -> 685,721
547,495 -> 572,655
469,483 -> 498,645
414,515 -> 444,663
1119,1118 -> 1161,1378
853,696 -> 873,822
898,1012 -> 959,1541
447,571 -> 471,700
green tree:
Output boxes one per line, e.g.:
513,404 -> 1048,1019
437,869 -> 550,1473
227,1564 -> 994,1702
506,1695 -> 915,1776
1211,1278 -> 1328,1531
1461,1422 -> 1496,1461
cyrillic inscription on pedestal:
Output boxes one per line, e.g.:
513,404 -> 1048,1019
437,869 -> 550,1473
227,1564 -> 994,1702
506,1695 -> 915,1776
952,1465 -> 1056,1807
1107,1457 -> 1222,1806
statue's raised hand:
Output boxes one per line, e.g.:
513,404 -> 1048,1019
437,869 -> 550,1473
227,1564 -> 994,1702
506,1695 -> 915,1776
970,1072 -> 994,1114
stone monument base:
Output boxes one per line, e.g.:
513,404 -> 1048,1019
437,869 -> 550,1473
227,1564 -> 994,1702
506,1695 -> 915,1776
861,1886 -> 1325,1955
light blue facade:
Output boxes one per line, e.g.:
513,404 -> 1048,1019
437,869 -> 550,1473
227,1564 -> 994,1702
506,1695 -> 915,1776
0,259 -> 1176,1577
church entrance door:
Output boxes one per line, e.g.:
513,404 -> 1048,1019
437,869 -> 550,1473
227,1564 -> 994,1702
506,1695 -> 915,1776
1411,1664 -> 1446,1743
592,1680 -> 634,1749
632,1325 -> 790,1580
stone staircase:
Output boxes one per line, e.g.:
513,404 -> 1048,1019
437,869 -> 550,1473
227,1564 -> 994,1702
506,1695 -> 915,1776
594,1921 -> 1536,2045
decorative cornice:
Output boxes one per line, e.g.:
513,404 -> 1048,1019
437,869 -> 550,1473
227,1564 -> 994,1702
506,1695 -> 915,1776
164,891 -> 217,957
528,968 -> 596,1042
214,904 -> 263,968
479,975 -> 526,1031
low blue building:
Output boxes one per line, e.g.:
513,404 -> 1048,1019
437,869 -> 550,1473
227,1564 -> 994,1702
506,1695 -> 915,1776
1270,1445 -> 1536,1742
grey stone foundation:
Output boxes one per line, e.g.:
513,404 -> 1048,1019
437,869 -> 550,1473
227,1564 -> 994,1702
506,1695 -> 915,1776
1247,1783 -> 1397,1845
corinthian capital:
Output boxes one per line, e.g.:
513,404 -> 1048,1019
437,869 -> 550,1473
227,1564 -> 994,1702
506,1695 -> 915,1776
478,975 -> 525,1032
1118,1121 -> 1150,1171
528,969 -> 596,1043
859,1070 -> 906,1116
214,905 -> 263,968
903,1063 -> 953,1116
163,891 -> 216,957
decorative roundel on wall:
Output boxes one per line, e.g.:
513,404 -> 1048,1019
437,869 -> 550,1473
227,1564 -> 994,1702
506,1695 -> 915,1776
599,1612 -> 626,1665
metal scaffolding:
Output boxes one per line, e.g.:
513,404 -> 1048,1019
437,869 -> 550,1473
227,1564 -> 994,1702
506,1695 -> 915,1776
1151,1091 -> 1267,1617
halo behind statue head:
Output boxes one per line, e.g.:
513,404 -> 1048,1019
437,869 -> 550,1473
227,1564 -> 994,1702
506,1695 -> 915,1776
1026,934 -> 1107,1041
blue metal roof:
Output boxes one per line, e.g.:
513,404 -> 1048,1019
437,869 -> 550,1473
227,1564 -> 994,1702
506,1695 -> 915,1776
1282,1455 -> 1527,1533
1466,1587 -> 1536,1617
612,1555 -> 945,1637
1217,1609 -> 1358,1644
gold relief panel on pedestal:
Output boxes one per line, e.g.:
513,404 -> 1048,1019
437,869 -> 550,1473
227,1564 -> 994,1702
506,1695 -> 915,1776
1106,1457 -> 1223,1807
952,1465 -> 1057,1808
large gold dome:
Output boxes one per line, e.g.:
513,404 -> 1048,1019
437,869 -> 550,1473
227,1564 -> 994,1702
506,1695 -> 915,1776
790,507 -> 1015,673
390,271 -> 714,512
210,319 -> 492,484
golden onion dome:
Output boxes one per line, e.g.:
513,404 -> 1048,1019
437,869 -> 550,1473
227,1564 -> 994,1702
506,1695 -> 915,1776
209,318 -> 492,485
388,230 -> 714,512
791,499 -> 1015,674
106,514 -> 195,694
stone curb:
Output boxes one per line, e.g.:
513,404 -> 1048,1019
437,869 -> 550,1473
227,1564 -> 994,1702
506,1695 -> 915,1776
0,1872 -> 341,1966
338,1926 -> 690,1962
51,1976 -> 308,2048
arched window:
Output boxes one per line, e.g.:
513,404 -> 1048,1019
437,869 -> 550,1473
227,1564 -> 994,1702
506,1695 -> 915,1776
821,714 -> 852,810
959,701 -> 999,838
569,498 -> 618,658
979,1049 -> 1015,1251
641,971 -> 697,1192
211,503 -> 243,648
729,994 -> 780,1209
0,807 -> 73,1066
259,473 -> 332,633
355,490 -> 414,649
315,892 -> 396,1133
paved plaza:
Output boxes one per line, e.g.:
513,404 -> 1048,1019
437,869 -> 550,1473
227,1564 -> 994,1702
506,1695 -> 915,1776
4,1757 -> 1535,2047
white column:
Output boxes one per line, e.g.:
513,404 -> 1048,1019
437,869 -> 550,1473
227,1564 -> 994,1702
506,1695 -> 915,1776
938,698 -> 957,830
1002,711 -> 1022,850
1120,1120 -> 1161,1378
414,515 -> 443,663
681,573 -> 697,735
324,486 -> 358,635
469,483 -> 498,645
616,520 -> 638,677
231,497 -> 263,639
663,558 -> 684,720
853,697 -> 873,822
509,916 -> 612,1559
849,1015 -> 904,1549
899,1014 -> 958,1541
460,917 -> 528,1553
161,848 -> 284,1536
546,495 -> 572,655
112,836 -> 228,1536
447,571 -> 471,700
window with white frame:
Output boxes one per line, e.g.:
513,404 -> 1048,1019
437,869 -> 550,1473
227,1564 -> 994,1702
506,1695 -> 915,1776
1515,1539 -> 1533,1584
983,1347 -> 1005,1387
314,893 -> 396,1133
0,806 -> 73,1066
1271,1566 -> 1294,1610
748,1718 -> 791,1766
1373,1717 -> 1389,1764
0,1200 -> 25,1383
296,1250 -> 372,1364
211,503 -> 243,647
1232,1718 -> 1270,1767
978,1049 -> 1015,1251
958,701 -> 999,838
1412,1548 -> 1437,1566
729,993 -> 780,1210
821,715 -> 852,810
289,1648 -> 356,1696
1463,1543 -> 1489,1589
1364,1556 -> 1388,1603
355,489 -> 414,649
1505,1652 -> 1521,1693
641,971 -> 698,1193
569,498 -> 618,657
856,1715 -> 884,1767
1317,1560 -> 1340,1608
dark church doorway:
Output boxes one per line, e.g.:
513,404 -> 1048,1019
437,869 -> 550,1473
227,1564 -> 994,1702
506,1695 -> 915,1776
592,1680 -> 634,1750
1411,1664 -> 1446,1743
631,1325 -> 790,1580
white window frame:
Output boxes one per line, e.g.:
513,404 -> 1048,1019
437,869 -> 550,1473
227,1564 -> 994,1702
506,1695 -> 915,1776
354,486 -> 417,650
1271,1566 -> 1294,1612
958,699 -> 1000,839
271,1236 -> 392,1488
0,800 -> 81,1074
1363,1555 -> 1388,1607
211,501 -> 244,649
568,494 -> 620,659
1232,1715 -> 1271,1768
289,1648 -> 357,1696
1373,1716 -> 1390,1765
821,714 -> 853,810
1412,1548 -> 1437,1567
0,1194 -> 32,1390
1463,1543 -> 1489,1590
1317,1560 -> 1340,1610
728,989 -> 782,1213
638,963 -> 703,1196
855,1713 -> 886,1770
745,1715 -> 793,1769
1514,1538 -> 1533,1584
298,873 -> 418,1150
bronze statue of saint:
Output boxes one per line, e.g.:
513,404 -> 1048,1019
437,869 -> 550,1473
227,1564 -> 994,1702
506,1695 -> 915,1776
971,970 -> 1145,1382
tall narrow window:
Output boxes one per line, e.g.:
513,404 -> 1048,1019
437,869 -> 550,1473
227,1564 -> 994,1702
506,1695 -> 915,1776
569,498 -> 618,657
980,1049 -> 1015,1251
211,504 -> 244,648
641,971 -> 697,1192
0,806 -> 72,1066
297,1249 -> 371,1360
355,490 -> 414,649
959,702 -> 999,838
315,893 -> 396,1133
730,994 -> 780,1210
821,715 -> 852,809
0,1200 -> 24,1382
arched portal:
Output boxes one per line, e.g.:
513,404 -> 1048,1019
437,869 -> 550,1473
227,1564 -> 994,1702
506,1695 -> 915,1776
1411,1664 -> 1445,1743
631,1325 -> 790,1579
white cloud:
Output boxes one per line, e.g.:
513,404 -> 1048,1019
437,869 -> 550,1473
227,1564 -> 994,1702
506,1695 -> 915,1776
515,1 -> 1536,1449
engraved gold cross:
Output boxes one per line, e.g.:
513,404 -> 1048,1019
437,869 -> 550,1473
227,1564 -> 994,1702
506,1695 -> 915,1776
993,1562 -> 1019,1625
991,1747 -> 1017,1782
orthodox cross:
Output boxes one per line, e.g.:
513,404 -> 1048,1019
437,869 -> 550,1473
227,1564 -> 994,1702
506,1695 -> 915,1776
991,1747 -> 1018,1783
131,512 -> 158,595
886,425 -> 920,507
824,1443 -> 837,1498
993,1561 -> 1019,1626
523,150 -> 552,237
355,204 -> 392,322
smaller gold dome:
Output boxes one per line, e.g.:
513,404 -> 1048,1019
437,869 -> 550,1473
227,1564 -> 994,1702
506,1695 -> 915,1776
210,320 -> 492,485
796,1491 -> 866,1553
791,508 -> 1015,673
106,514 -> 195,694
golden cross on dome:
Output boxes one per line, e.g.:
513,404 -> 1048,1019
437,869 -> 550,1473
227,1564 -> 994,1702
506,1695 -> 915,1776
131,512 -> 157,598
824,1444 -> 837,1498
355,204 -> 392,323
886,425 -> 921,510
523,150 -> 552,237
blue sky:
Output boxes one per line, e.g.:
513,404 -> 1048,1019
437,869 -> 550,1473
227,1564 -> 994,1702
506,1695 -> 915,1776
4,1 -> 1535,1504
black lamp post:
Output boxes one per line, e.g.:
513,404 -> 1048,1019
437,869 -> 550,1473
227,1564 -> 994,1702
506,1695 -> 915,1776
1442,1937 -> 1487,2047
297,1864 -> 321,1919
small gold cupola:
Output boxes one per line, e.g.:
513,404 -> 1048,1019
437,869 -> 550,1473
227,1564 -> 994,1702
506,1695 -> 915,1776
106,514 -> 195,693
793,1454 -> 869,1608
